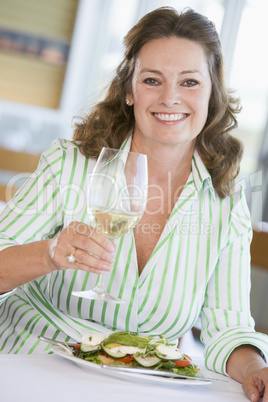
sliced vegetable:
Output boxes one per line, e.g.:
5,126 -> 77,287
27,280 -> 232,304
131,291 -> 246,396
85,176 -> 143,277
172,355 -> 193,367
80,333 -> 106,352
102,344 -> 128,358
117,355 -> 134,364
154,344 -> 183,360
81,333 -> 106,346
80,344 -> 102,353
173,359 -> 192,367
102,342 -> 146,358
133,354 -> 161,367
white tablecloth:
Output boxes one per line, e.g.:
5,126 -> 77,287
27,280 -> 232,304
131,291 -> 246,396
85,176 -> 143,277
0,353 -> 249,402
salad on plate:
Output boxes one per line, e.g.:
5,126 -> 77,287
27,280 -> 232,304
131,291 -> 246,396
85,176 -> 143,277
71,331 -> 199,378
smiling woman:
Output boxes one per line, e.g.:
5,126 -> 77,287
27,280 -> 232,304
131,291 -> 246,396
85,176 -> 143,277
0,7 -> 267,402
74,8 -> 241,199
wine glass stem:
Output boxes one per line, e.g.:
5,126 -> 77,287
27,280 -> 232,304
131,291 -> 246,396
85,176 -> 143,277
98,272 -> 105,290
93,238 -> 113,295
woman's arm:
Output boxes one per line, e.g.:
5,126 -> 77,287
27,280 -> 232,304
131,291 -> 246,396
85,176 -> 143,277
200,185 -> 268,402
226,345 -> 268,401
0,222 -> 115,294
0,140 -> 116,295
0,240 -> 54,293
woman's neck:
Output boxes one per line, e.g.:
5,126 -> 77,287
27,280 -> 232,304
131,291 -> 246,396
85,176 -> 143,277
130,137 -> 195,185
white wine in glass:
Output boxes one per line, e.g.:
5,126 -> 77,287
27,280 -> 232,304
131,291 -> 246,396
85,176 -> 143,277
72,147 -> 148,303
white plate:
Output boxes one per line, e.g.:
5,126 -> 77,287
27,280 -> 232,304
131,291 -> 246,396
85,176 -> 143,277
52,345 -> 212,388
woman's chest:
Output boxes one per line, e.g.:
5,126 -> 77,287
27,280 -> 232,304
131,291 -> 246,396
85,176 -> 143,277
133,182 -> 185,274
134,212 -> 168,274
133,183 -> 176,274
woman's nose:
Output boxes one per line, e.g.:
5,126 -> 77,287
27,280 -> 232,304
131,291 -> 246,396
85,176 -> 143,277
159,84 -> 181,107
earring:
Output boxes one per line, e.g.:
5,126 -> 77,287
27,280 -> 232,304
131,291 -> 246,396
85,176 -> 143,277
126,99 -> 130,105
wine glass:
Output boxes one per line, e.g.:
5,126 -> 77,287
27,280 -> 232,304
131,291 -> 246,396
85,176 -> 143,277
72,147 -> 148,303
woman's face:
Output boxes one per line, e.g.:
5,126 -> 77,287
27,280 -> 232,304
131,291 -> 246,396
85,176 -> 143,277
129,36 -> 212,151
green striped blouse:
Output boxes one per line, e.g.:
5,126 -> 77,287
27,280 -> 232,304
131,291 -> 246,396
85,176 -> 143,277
0,138 -> 267,375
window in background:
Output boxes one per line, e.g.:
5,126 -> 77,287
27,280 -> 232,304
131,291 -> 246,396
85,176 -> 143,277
91,0 -> 140,103
0,0 -> 79,109
157,0 -> 224,31
228,0 -> 268,223
230,0 -> 268,175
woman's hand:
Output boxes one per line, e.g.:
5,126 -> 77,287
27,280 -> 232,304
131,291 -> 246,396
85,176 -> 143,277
0,222 -> 116,294
242,367 -> 268,402
49,221 -> 116,274
226,344 -> 268,401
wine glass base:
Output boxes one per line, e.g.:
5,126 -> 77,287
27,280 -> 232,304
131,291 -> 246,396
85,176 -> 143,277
72,289 -> 125,304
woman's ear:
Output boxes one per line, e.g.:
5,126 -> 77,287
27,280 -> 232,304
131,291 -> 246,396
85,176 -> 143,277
125,94 -> 134,106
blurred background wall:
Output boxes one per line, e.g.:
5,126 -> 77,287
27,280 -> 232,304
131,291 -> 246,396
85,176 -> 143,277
0,0 -> 267,223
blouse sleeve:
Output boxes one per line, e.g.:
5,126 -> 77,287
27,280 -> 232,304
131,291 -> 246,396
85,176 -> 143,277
0,139 -> 65,303
201,185 -> 268,375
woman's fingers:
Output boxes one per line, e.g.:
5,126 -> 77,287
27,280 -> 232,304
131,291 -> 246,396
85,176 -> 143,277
74,247 -> 115,271
68,222 -> 115,253
242,368 -> 268,402
72,251 -> 114,274
50,222 -> 116,273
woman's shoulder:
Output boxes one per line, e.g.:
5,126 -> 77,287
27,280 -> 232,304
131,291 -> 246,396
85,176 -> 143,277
38,138 -> 93,180
41,138 -> 79,158
40,138 -> 89,166
219,180 -> 252,245
40,138 -> 96,187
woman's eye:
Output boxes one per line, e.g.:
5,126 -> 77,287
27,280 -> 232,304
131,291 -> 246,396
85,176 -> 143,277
144,78 -> 160,86
181,79 -> 199,87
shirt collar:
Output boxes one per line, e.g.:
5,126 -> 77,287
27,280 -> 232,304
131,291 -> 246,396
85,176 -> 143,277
192,149 -> 215,200
120,136 -> 132,152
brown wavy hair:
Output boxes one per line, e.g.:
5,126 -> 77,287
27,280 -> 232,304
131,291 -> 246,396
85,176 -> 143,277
73,7 -> 242,198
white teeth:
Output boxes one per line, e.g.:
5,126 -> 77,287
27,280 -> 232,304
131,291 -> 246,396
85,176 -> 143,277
154,113 -> 186,121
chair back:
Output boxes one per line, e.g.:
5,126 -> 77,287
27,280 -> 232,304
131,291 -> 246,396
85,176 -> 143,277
0,147 -> 40,202
251,229 -> 268,270
250,228 -> 268,335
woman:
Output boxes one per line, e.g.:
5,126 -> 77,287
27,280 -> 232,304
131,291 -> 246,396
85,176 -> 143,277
0,7 -> 267,401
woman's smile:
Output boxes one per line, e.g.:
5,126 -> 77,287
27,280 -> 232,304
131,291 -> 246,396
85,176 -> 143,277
153,112 -> 189,124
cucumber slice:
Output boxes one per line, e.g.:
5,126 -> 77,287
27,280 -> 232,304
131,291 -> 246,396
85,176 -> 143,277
154,350 -> 183,361
154,344 -> 183,360
80,344 -> 102,353
154,351 -> 169,359
101,344 -> 127,358
133,354 -> 161,367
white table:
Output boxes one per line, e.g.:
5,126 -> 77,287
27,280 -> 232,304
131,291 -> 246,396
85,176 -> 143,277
0,353 -> 249,402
